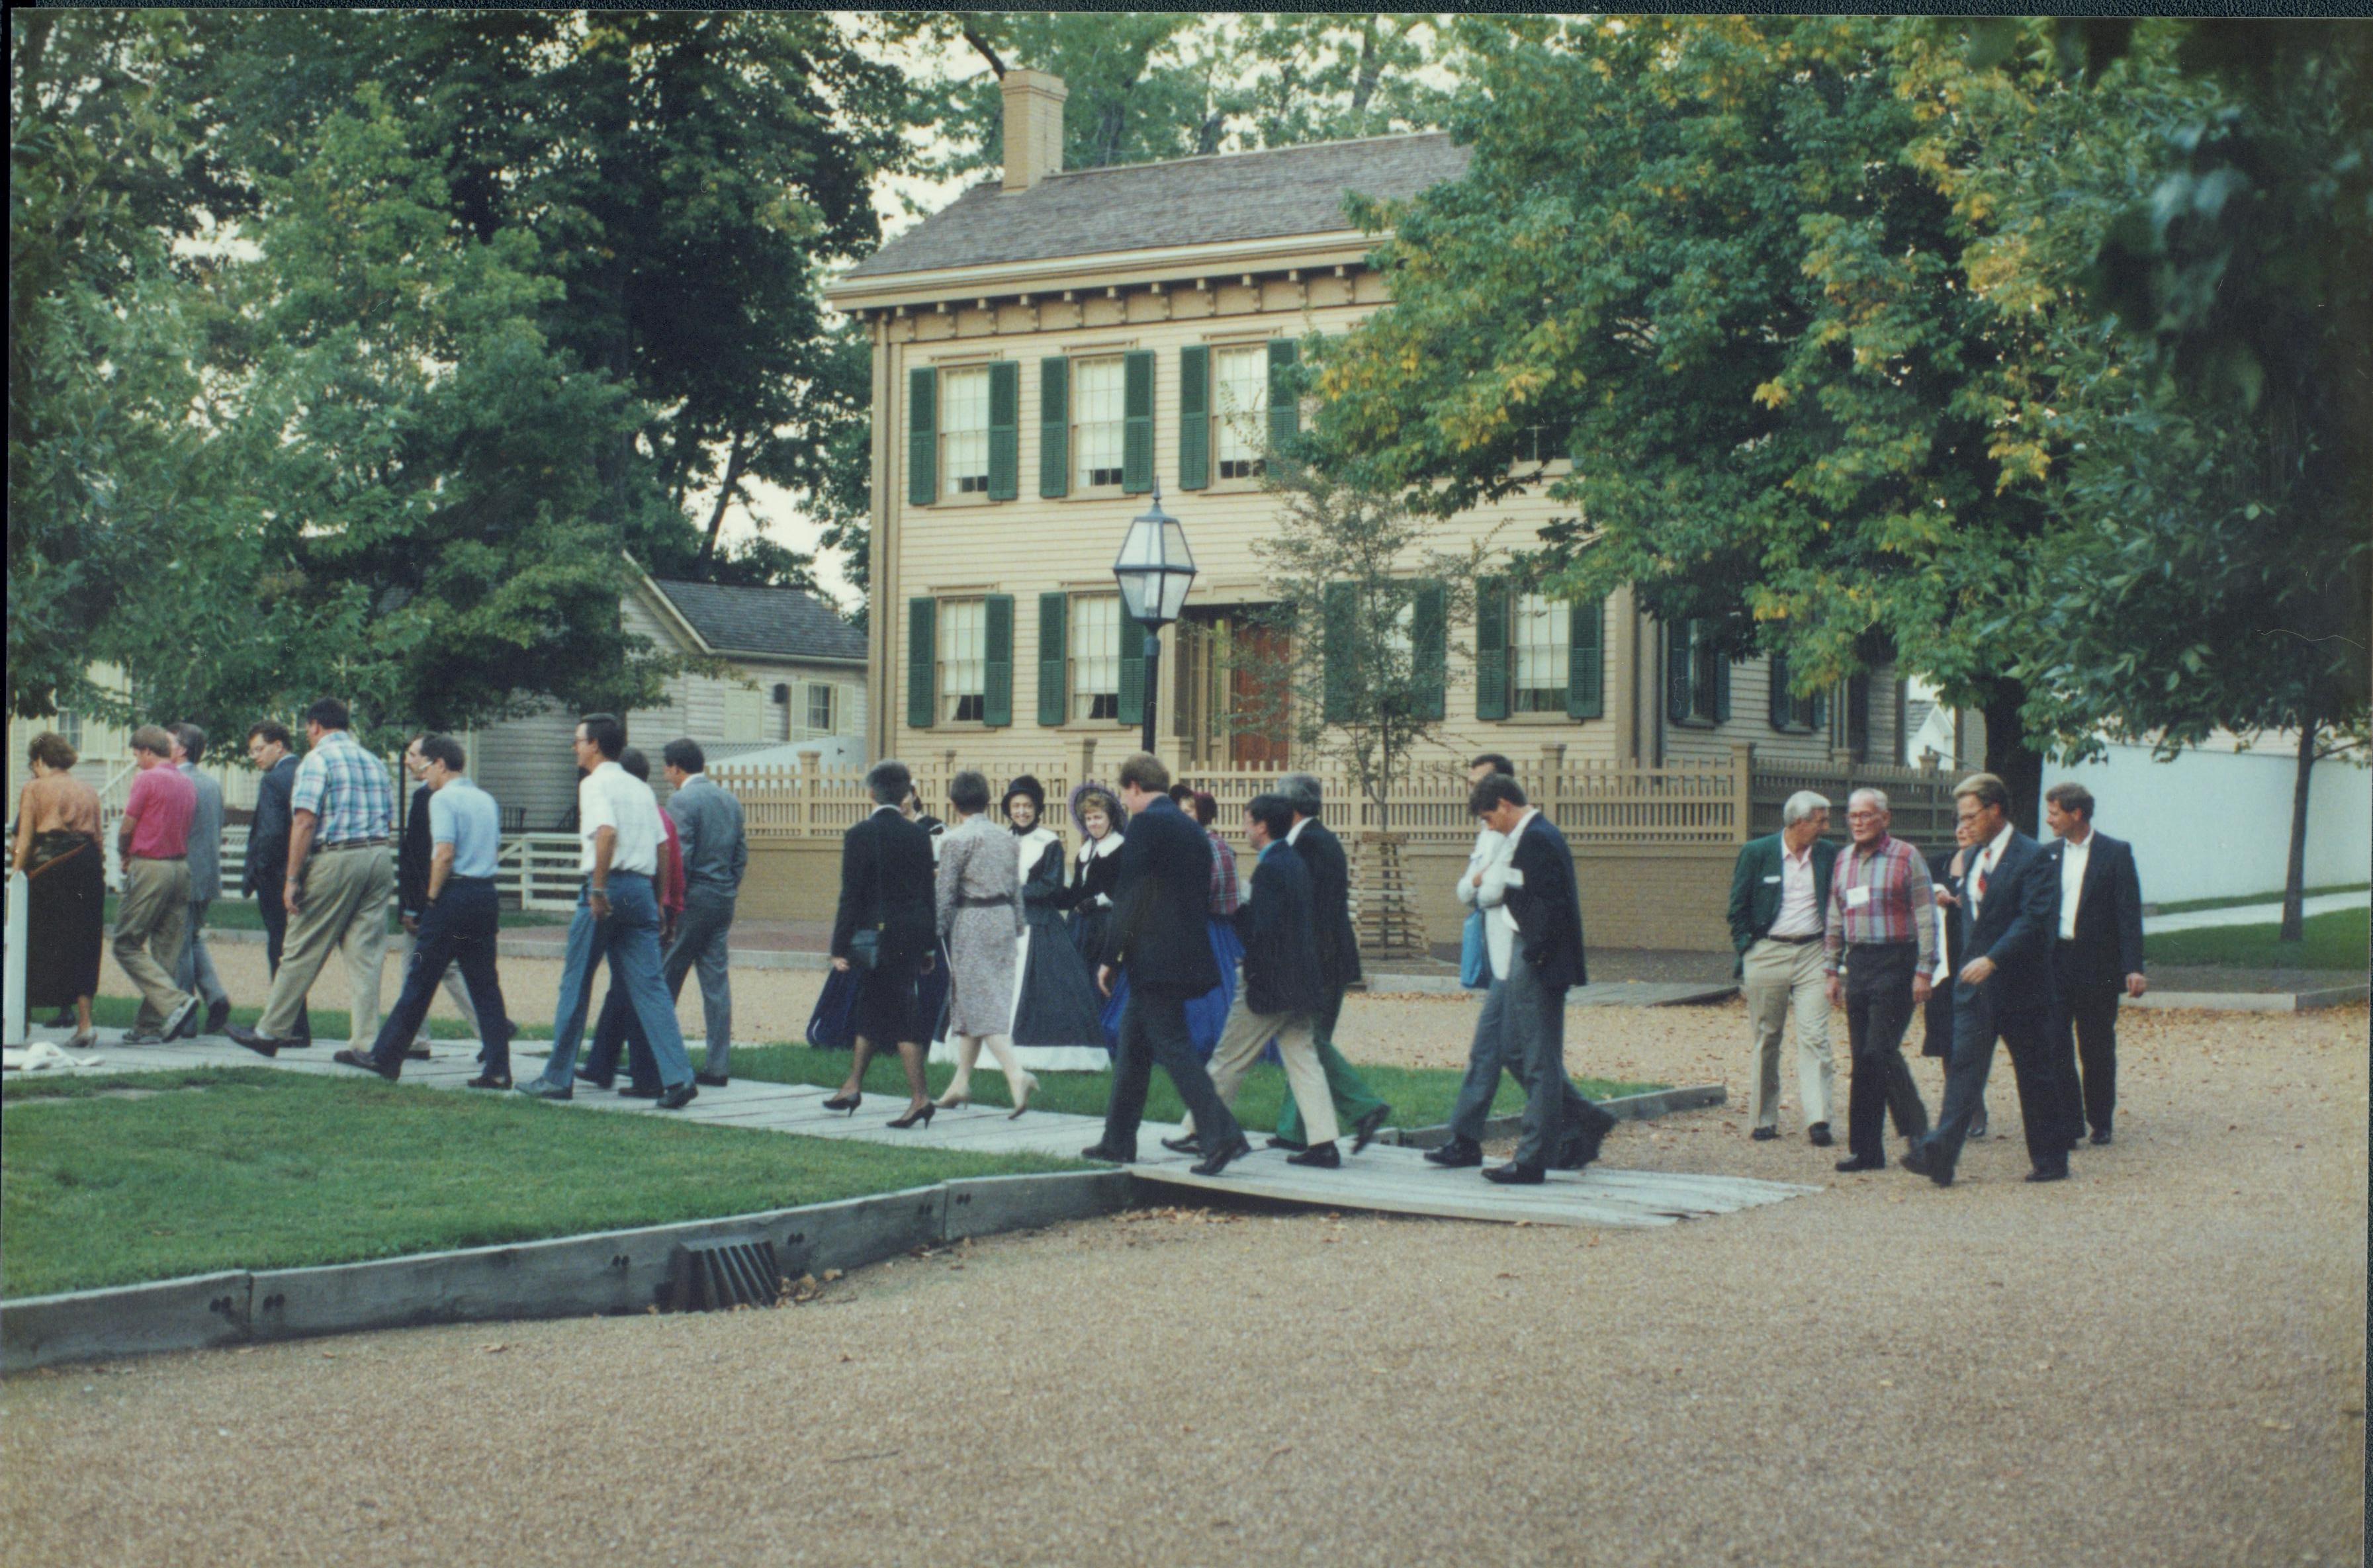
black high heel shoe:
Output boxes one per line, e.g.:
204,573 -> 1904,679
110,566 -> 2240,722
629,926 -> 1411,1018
822,1091 -> 862,1115
887,1102 -> 936,1130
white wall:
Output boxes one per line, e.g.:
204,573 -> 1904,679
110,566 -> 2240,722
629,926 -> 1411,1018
2041,741 -> 2372,905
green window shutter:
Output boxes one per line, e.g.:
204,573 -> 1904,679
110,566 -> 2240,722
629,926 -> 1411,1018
1038,357 -> 1069,498
1567,597 -> 1605,720
1847,672 -> 1870,756
1473,580 -> 1509,721
1116,605 -> 1149,726
1715,646 -> 1733,723
986,361 -> 1018,502
907,368 -> 936,507
982,593 -> 1014,726
1322,580 -> 1358,724
1122,349 -> 1153,494
1037,592 -> 1068,726
1267,338 -> 1301,456
1666,621 -> 1694,723
1769,652 -> 1793,730
1811,686 -> 1830,732
906,597 -> 937,730
1413,580 -> 1447,720
1178,344 -> 1210,491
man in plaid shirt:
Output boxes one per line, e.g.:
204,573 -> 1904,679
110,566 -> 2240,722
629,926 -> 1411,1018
231,697 -> 396,1058
1822,787 -> 1937,1172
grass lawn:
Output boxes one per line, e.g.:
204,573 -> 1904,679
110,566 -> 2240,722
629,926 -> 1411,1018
736,1045 -> 1664,1137
101,895 -> 565,933
2143,906 -> 2369,971
2148,882 -> 2368,916
0,1068 -> 1075,1298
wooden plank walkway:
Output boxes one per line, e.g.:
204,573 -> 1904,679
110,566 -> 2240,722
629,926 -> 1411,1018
15,1029 -> 1819,1230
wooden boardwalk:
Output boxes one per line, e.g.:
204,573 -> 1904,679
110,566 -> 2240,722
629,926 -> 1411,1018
18,1030 -> 1818,1230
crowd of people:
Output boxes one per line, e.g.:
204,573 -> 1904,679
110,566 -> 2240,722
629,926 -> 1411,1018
11,703 -> 751,1113
15,706 -> 2147,1190
1727,772 -> 2147,1187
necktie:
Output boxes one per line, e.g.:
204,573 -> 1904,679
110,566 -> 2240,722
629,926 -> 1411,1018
1975,850 -> 1992,903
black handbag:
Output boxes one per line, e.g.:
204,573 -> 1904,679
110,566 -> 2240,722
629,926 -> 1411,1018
845,821 -> 889,971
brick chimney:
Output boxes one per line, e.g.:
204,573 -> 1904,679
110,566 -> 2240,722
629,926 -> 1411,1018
1000,69 -> 1067,193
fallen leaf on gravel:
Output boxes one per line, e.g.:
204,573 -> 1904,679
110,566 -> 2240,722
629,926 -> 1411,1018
480,1343 -> 507,1354
2261,1418 -> 2295,1431
1497,1272 -> 1518,1279
822,1269 -> 843,1282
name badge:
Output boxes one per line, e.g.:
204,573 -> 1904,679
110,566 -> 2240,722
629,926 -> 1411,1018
1845,885 -> 1873,910
1763,875 -> 1781,884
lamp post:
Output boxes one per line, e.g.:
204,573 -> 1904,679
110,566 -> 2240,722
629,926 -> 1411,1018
1111,480 -> 1197,756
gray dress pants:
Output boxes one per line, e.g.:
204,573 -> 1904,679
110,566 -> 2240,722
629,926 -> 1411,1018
1447,961 -> 1593,1158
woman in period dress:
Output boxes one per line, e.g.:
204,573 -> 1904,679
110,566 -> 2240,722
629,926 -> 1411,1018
990,775 -> 1113,1072
11,732 -> 105,1046
928,771 -> 1036,1115
1055,783 -> 1126,973
1097,789 -> 1242,1060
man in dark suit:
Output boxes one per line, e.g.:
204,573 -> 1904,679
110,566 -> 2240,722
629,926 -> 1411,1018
1085,752 -> 1249,1176
2043,782 -> 2147,1145
1922,830 -> 1988,1141
242,719 -> 310,1047
1906,773 -> 2080,1186
825,759 -> 940,1124
1267,772 -> 1393,1153
1466,773 -> 1617,1184
1169,792 -> 1343,1166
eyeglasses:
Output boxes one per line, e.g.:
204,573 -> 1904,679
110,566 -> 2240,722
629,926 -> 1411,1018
1844,810 -> 1883,822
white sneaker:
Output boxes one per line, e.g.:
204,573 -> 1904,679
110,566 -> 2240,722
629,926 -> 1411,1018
159,994 -> 201,1041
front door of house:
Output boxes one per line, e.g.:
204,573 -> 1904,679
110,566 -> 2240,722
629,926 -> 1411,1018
1176,607 -> 1291,768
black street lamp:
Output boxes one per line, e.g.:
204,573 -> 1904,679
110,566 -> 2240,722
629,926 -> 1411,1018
1111,480 -> 1197,756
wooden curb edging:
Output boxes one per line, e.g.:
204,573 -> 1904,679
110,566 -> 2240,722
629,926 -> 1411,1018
1,1168 -> 1138,1375
1380,1084 -> 1727,1151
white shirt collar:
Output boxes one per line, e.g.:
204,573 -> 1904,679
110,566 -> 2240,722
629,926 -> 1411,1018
1984,820 -> 2016,863
1080,831 -> 1123,861
1287,817 -> 1310,844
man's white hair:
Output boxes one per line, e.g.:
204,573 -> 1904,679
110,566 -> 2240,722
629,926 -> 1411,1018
1781,790 -> 1831,827
1848,786 -> 1891,814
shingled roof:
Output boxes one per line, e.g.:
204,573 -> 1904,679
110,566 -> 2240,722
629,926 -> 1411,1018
843,132 -> 1472,280
648,578 -> 868,664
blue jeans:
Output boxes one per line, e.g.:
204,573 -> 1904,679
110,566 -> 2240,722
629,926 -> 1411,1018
365,879 -> 513,1077
582,886 -> 735,1088
537,874 -> 692,1091
175,900 -> 231,1014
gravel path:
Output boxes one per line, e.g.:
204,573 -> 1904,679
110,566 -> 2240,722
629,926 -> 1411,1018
4,1002 -> 2360,1567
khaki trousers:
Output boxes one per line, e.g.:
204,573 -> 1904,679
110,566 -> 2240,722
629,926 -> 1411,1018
258,844 -> 393,1049
1742,936 -> 1836,1129
1184,990 -> 1340,1147
114,856 -> 194,1030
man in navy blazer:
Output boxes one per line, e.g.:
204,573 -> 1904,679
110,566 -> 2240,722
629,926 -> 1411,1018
1466,773 -> 1616,1184
1086,753 -> 1249,1177
2042,782 -> 2147,1144
1906,773 -> 2081,1186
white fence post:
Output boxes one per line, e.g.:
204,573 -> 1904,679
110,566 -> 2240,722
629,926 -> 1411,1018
4,869 -> 28,1046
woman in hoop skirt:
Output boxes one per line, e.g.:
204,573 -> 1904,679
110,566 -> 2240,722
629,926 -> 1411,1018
996,775 -> 1110,1070
1093,789 -> 1242,1061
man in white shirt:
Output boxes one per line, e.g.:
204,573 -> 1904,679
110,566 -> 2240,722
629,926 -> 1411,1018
2043,781 -> 2147,1145
517,714 -> 698,1109
1727,790 -> 1840,1145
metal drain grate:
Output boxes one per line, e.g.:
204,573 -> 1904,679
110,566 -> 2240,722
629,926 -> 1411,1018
666,1237 -> 783,1312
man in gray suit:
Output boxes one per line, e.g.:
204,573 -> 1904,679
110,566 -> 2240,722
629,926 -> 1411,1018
170,722 -> 233,1035
662,739 -> 747,1086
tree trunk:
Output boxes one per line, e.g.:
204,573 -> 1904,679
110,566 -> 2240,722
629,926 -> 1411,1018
2280,695 -> 2318,946
1981,683 -> 2044,836
695,433 -> 748,568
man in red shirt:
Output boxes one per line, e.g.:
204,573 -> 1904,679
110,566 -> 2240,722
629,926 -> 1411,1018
114,726 -> 202,1042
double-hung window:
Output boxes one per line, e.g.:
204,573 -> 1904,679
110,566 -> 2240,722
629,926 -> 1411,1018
1073,358 -> 1126,490
1070,595 -> 1122,720
939,599 -> 987,721
1214,346 -> 1269,480
940,367 -> 991,497
1510,592 -> 1571,714
807,683 -> 838,735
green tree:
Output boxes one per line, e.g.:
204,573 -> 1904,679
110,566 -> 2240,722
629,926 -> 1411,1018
189,11 -> 908,589
1315,15 -> 2080,818
9,12 -> 230,722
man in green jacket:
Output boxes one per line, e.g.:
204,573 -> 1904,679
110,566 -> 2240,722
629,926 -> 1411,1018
1728,791 -> 1840,1145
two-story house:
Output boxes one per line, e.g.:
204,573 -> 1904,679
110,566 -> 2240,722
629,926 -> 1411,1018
823,71 -> 1902,799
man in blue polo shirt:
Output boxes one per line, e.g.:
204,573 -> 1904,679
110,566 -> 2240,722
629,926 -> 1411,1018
335,734 -> 516,1086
